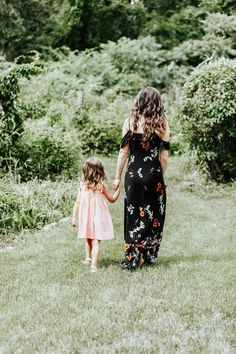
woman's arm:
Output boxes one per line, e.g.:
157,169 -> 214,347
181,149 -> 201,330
160,149 -> 169,175
114,145 -> 129,181
103,184 -> 120,203
158,121 -> 170,176
113,119 -> 130,190
72,194 -> 79,227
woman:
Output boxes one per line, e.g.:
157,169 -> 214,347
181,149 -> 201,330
113,86 -> 170,270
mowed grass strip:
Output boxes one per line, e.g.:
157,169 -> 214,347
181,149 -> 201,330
0,156 -> 235,353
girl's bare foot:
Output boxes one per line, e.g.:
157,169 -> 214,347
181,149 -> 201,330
82,258 -> 91,265
90,266 -> 98,273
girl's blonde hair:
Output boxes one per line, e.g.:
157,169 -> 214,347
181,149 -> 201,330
82,157 -> 106,191
131,86 -> 167,147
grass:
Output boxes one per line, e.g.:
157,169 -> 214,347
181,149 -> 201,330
0,156 -> 235,353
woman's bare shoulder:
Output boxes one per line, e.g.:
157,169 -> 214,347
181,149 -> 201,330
122,117 -> 130,136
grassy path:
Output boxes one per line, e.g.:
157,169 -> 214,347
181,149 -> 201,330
0,157 -> 236,353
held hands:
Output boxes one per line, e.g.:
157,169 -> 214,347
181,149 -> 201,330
112,178 -> 120,191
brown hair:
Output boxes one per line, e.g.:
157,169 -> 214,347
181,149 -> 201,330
131,86 -> 167,147
82,157 -> 106,191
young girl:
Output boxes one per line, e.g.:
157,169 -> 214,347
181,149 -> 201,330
72,157 -> 119,272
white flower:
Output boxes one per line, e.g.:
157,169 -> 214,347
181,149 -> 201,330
130,155 -> 135,163
145,205 -> 153,220
137,168 -> 143,178
127,204 -> 135,215
159,195 -> 165,215
144,156 -> 152,162
150,147 -> 158,158
129,221 -> 145,238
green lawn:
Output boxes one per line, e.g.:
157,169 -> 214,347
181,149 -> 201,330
0,156 -> 236,353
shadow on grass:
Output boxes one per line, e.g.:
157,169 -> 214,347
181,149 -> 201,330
99,257 -> 122,269
159,252 -> 236,269
99,252 -> 236,271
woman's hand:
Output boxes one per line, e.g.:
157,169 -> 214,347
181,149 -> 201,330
112,178 -> 120,191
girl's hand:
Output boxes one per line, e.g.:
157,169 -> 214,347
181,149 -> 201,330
103,183 -> 119,203
71,217 -> 77,228
113,187 -> 120,202
112,178 -> 120,191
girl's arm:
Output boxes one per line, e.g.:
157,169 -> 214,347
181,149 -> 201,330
72,194 -> 79,227
113,119 -> 129,190
158,121 -> 170,175
103,184 -> 120,203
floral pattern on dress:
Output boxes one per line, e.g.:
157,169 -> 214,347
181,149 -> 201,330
120,130 -> 170,270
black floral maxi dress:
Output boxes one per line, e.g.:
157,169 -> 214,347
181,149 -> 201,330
121,130 -> 170,270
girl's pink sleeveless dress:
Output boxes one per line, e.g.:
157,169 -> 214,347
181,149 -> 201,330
77,184 -> 114,240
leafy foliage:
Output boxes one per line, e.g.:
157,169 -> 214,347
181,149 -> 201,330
180,58 -> 236,182
0,0 -> 147,60
0,177 -> 76,238
0,0 -> 76,60
80,2 -> 147,49
2,0 -> 235,61
167,13 -> 236,66
17,122 -> 81,180
0,53 -> 42,172
16,36 -> 170,176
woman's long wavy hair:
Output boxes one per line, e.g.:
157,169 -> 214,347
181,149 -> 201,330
131,86 -> 167,147
82,157 -> 106,191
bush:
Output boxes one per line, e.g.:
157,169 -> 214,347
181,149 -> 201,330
145,6 -> 205,49
16,120 -> 81,181
0,177 -> 19,235
0,177 -> 77,243
18,37 -> 171,161
102,36 -> 167,91
180,58 -> 236,182
0,56 -> 42,173
168,13 -> 236,66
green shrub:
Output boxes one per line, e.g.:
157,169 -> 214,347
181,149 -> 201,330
80,118 -> 120,156
16,120 -> 81,181
145,6 -> 205,49
168,13 -> 236,66
0,177 -> 51,235
18,37 -> 170,161
0,177 -> 77,243
102,37 -> 166,90
180,58 -> 236,182
0,178 -> 19,235
0,56 -> 42,173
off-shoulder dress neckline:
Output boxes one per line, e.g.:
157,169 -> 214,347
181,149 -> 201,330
125,129 -> 169,143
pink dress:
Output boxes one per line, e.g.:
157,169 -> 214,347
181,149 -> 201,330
77,184 -> 114,240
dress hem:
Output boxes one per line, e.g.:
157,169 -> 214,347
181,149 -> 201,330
78,235 -> 114,240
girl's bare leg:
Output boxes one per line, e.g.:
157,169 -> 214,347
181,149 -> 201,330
85,238 -> 92,260
91,240 -> 101,269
